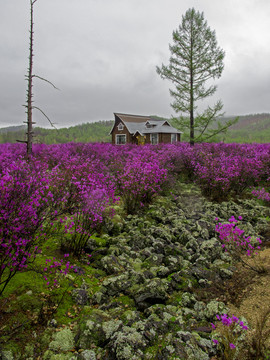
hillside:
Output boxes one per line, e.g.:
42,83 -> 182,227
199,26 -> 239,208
0,114 -> 269,144
171,113 -> 270,143
0,121 -> 113,144
223,113 -> 270,143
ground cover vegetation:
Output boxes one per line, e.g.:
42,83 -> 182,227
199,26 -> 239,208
0,142 -> 270,359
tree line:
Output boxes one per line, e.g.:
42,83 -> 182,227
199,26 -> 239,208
0,121 -> 113,144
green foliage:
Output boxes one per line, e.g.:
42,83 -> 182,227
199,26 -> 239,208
0,121 -> 113,144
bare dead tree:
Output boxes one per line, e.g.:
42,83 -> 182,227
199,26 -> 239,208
18,0 -> 58,156
25,0 -> 36,156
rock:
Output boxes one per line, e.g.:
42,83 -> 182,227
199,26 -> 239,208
204,300 -> 228,320
108,326 -> 146,360
49,328 -> 75,352
79,350 -> 97,360
101,274 -> 133,296
72,281 -> 89,305
77,309 -> 111,348
0,351 -> 14,360
43,352 -> 78,360
102,319 -> 123,340
48,319 -> 58,327
100,255 -> 125,274
121,310 -> 141,325
132,278 -> 169,310
142,270 -> 155,279
181,292 -> 196,307
176,331 -> 211,360
219,267 -> 234,279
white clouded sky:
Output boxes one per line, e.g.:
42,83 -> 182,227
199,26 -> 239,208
1,0 -> 270,128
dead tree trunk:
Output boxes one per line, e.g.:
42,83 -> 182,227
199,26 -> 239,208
25,0 -> 37,156
19,0 -> 58,154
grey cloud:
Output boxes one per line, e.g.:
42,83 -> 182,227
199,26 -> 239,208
1,0 -> 270,128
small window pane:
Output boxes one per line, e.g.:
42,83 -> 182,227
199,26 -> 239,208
116,134 -> 126,145
171,134 -> 177,143
118,123 -> 124,131
150,134 -> 158,145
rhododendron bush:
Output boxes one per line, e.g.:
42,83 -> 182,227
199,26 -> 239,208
0,141 -> 270,294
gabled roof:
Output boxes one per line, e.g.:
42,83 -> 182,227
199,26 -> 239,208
114,113 -> 155,123
111,113 -> 182,135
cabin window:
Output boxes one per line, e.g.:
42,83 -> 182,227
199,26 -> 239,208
150,133 -> 158,145
116,134 -> 126,145
117,123 -> 124,131
171,133 -> 177,143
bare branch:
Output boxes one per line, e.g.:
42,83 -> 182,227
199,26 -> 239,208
32,75 -> 60,90
32,106 -> 57,129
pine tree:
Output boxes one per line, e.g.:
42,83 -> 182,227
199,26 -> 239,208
157,8 -> 237,145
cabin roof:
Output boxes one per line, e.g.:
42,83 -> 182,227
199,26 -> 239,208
111,113 -> 182,135
114,113 -> 159,123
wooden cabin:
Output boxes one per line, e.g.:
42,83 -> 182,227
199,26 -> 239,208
110,113 -> 182,145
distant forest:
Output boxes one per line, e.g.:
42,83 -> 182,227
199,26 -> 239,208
171,113 -> 270,143
0,121 -> 113,144
0,114 -> 270,144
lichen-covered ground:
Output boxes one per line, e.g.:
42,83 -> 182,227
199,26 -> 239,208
1,181 -> 270,360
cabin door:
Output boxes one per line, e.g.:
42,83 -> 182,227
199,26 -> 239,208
136,135 -> 146,145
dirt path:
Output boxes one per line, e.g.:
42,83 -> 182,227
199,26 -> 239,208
227,247 -> 270,327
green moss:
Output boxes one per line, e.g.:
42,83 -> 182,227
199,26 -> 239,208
91,235 -> 107,247
1,268 -> 45,298
39,235 -> 62,256
113,295 -> 135,308
144,344 -> 161,358
53,294 -> 76,325
16,292 -> 42,312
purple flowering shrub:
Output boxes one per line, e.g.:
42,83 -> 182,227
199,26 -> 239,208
215,216 -> 264,273
211,313 -> 248,360
1,141 -> 270,295
113,155 -> 168,213
0,143 -> 171,294
0,160 -> 58,295
193,143 -> 267,200
53,160 -> 118,255
252,187 -> 270,204
42,254 -> 75,287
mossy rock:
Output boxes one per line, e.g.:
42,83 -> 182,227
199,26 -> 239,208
48,328 -> 75,352
43,352 -> 77,360
77,309 -> 112,348
0,351 -> 14,360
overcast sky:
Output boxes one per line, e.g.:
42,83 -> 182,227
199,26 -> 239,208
1,0 -> 270,128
